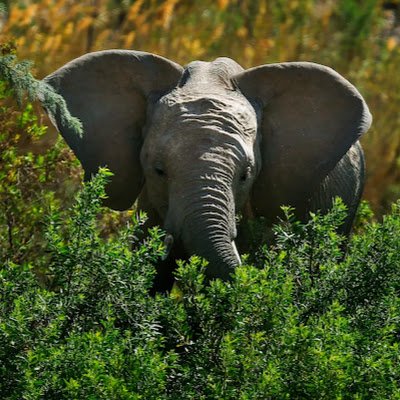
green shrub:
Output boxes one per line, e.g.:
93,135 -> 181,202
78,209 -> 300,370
2,170 -> 400,399
0,44 -> 83,265
0,170 -> 172,399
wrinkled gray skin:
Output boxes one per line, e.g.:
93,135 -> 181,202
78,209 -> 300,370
43,50 -> 372,291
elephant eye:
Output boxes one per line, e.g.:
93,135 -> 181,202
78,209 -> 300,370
155,166 -> 165,177
240,168 -> 250,182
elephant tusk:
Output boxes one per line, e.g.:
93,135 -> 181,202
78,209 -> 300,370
231,241 -> 242,265
162,233 -> 174,261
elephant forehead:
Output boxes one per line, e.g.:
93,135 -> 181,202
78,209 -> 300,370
181,58 -> 244,88
153,91 -> 258,139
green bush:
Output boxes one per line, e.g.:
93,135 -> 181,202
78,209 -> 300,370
0,170 -> 170,399
1,169 -> 400,399
0,45 -> 83,265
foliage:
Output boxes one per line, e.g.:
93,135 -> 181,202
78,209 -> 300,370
0,74 -> 81,264
0,42 -> 82,136
0,170 -> 172,399
2,170 -> 400,399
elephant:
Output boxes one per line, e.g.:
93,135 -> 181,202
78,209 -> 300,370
42,50 -> 372,291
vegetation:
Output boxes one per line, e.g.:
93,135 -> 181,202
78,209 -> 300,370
2,162 -> 400,398
0,43 -> 83,266
2,1 -> 400,398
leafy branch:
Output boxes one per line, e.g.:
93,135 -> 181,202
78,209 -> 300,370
0,42 -> 83,137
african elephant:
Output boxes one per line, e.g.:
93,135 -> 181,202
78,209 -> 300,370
42,50 -> 371,291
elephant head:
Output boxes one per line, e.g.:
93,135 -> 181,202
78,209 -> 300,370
43,50 -> 371,282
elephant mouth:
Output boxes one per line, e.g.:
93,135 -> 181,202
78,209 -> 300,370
162,233 -> 174,261
161,231 -> 241,279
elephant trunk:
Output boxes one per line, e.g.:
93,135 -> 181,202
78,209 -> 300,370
184,222 -> 241,280
182,215 -> 241,280
169,178 -> 241,280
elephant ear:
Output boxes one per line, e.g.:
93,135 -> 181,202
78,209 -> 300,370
43,50 -> 183,210
233,62 -> 372,218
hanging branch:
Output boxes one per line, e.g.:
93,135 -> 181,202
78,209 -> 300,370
0,42 -> 83,137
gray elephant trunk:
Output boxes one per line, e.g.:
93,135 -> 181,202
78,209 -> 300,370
169,179 -> 241,280
183,222 -> 241,280
182,219 -> 241,280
